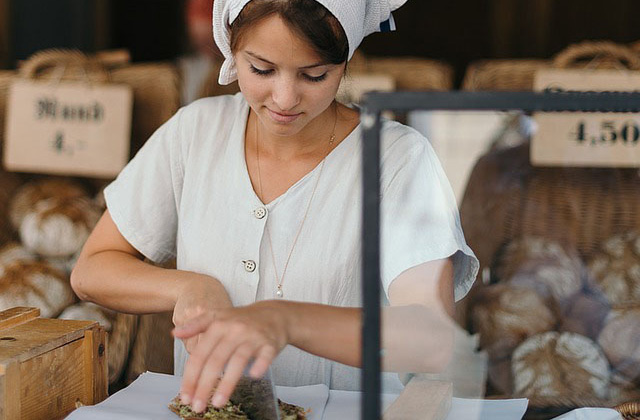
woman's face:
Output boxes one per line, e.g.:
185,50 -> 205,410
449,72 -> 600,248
234,14 -> 345,138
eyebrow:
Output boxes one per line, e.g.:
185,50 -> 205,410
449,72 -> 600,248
245,51 -> 327,69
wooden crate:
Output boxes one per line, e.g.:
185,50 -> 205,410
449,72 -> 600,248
0,307 -> 107,420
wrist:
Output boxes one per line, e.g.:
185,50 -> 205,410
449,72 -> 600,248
257,300 -> 296,345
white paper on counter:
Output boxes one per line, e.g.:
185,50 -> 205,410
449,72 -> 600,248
446,398 -> 528,420
66,371 -> 328,420
321,389 -> 401,420
66,371 -> 528,420
550,408 -> 622,420
321,392 -> 528,420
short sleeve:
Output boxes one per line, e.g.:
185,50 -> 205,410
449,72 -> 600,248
380,125 -> 479,302
104,107 -> 189,263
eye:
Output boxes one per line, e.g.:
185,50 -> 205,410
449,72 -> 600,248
302,73 -> 327,83
249,65 -> 273,77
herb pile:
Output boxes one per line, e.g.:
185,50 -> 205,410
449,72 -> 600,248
168,395 -> 308,419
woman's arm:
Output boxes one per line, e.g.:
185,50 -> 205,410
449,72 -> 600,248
71,210 -> 233,314
175,258 -> 455,412
284,258 -> 455,371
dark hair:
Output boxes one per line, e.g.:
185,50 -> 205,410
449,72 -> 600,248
229,0 -> 349,65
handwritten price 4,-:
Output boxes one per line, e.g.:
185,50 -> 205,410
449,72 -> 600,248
50,131 -> 88,155
571,120 -> 640,146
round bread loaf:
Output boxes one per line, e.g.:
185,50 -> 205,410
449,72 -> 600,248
494,237 -> 584,306
472,284 -> 556,352
0,243 -> 76,318
512,331 -> 610,400
9,179 -> 86,230
560,292 -> 610,341
19,196 -> 101,258
588,232 -> 640,306
58,302 -> 115,331
598,307 -> 640,385
472,283 -> 556,394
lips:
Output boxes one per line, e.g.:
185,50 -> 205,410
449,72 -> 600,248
267,108 -> 302,123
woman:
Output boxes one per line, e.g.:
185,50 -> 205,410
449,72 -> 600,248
71,0 -> 478,413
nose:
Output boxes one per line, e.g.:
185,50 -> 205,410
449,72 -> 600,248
271,76 -> 300,112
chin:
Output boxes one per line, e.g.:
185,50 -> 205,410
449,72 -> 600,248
260,111 -> 308,135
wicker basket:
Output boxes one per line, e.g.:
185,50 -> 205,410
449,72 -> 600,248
124,311 -> 175,385
108,312 -> 138,384
552,40 -> 640,71
461,59 -> 552,91
462,40 -> 640,91
348,51 -> 454,91
616,401 -> 640,419
0,70 -> 24,245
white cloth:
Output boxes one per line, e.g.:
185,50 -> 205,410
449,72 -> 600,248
213,0 -> 409,85
104,92 -> 478,391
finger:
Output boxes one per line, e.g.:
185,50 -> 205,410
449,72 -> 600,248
179,323 -> 224,409
248,345 -> 278,379
184,337 -> 195,355
173,313 -> 214,339
185,335 -> 202,355
191,331 -> 247,411
211,345 -> 256,407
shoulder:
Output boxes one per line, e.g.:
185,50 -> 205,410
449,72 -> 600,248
379,120 -> 433,164
178,92 -> 248,124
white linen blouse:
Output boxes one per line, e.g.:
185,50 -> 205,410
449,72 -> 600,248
104,93 -> 478,392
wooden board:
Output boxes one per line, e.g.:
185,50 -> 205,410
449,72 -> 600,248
83,328 -> 108,404
0,307 -> 39,330
19,338 -> 86,419
0,362 -> 20,420
0,317 -> 96,363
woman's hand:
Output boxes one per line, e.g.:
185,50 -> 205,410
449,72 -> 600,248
173,301 -> 289,413
173,275 -> 233,354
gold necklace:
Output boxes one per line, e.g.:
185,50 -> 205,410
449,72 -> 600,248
255,104 -> 338,299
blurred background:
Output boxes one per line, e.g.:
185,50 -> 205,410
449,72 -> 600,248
3,1 -> 640,78
2,2 -> 640,419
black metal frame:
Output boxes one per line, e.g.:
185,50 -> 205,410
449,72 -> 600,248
359,91 -> 640,420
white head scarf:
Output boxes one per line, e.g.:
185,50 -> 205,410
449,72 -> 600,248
213,0 -> 409,85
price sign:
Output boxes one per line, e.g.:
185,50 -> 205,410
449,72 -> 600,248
3,80 -> 133,178
532,69 -> 640,167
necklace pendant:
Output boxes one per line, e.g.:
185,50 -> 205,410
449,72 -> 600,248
276,286 -> 284,299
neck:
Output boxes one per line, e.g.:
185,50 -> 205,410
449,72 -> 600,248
250,103 -> 337,161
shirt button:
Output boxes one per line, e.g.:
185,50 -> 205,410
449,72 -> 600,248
253,207 -> 267,219
243,260 -> 256,272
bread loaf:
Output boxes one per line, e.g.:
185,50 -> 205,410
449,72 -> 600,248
588,232 -> 640,306
598,307 -> 640,385
0,243 -> 75,317
19,196 -> 101,257
512,332 -> 610,400
495,237 -> 584,306
560,292 -> 610,341
472,283 -> 556,394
